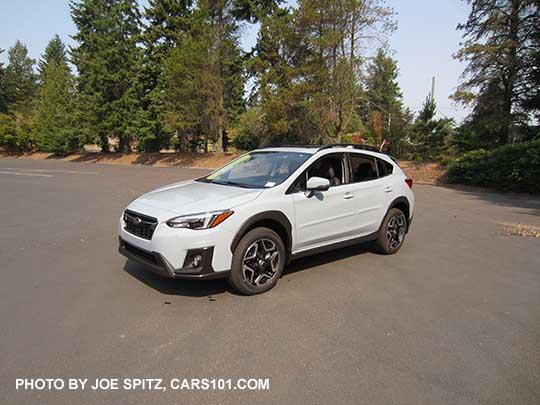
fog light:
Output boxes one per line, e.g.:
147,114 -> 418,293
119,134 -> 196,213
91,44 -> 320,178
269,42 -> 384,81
190,254 -> 202,268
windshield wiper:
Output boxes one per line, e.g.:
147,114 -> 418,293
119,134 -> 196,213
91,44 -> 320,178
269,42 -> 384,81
211,180 -> 255,189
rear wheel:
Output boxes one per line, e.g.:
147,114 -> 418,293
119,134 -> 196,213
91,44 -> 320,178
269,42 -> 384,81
373,208 -> 407,254
228,227 -> 285,295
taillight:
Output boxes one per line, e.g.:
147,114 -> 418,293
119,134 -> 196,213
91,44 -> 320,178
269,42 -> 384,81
405,178 -> 413,188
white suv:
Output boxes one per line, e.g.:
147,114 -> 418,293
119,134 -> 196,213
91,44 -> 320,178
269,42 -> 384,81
118,145 -> 414,295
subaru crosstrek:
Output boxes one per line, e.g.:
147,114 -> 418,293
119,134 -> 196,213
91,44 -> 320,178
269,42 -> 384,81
118,145 -> 414,295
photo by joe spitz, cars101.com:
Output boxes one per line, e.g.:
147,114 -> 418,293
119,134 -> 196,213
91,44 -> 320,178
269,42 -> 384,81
119,144 -> 414,295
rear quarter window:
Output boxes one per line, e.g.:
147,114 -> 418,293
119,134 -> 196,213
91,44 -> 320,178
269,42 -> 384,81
376,158 -> 394,177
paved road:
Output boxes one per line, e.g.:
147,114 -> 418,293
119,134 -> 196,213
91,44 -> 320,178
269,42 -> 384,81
1,158 -> 539,405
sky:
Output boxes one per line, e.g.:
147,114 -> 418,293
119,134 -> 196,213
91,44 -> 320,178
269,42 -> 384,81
0,0 -> 471,122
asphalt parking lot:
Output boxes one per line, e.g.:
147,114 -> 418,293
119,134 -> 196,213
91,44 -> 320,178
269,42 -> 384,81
1,158 -> 539,404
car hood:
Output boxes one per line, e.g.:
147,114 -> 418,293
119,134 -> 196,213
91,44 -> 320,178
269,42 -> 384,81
128,180 -> 263,219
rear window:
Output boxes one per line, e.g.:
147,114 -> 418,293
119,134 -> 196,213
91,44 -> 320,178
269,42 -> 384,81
349,154 -> 378,182
349,153 -> 394,182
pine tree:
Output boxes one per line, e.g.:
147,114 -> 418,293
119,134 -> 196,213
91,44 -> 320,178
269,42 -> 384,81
454,0 -> 540,145
35,37 -> 77,155
522,27 -> 540,119
162,32 -> 206,149
137,0 -> 194,151
250,1 -> 395,145
223,43 -> 246,129
411,95 -> 454,160
0,49 -> 7,113
231,0 -> 282,23
1,41 -> 37,150
417,95 -> 436,123
4,41 -> 37,114
71,0 -> 142,152
37,34 -> 67,80
198,0 -> 241,152
363,49 -> 405,154
160,1 -> 246,152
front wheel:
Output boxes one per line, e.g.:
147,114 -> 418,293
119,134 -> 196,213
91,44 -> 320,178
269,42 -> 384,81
373,208 -> 408,255
227,227 -> 286,295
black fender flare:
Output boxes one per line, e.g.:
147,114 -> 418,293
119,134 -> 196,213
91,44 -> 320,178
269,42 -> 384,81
230,211 -> 293,255
389,196 -> 410,211
387,196 -> 412,231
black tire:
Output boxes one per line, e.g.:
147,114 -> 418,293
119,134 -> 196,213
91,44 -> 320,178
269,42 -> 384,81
373,208 -> 408,255
227,227 -> 286,295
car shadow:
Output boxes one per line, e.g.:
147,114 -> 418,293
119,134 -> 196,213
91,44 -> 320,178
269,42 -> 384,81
123,243 -> 372,297
123,261 -> 229,297
284,243 -> 371,276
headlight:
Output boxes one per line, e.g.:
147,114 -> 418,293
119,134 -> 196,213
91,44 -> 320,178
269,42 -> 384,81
166,210 -> 234,230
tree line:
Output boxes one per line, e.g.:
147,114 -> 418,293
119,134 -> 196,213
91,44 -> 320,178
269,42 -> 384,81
0,0 -> 538,160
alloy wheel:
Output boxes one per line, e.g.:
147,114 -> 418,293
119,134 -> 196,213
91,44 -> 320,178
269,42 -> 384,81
386,213 -> 406,250
242,239 -> 280,287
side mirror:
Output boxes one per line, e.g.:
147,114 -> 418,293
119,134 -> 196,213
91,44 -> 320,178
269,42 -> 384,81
306,176 -> 330,192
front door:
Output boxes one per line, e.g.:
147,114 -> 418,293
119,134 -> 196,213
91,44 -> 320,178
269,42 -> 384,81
290,153 -> 359,252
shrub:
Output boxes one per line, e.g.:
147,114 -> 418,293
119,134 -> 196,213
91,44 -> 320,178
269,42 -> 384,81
0,113 -> 17,147
446,140 -> 540,193
0,112 -> 36,151
232,108 -> 263,151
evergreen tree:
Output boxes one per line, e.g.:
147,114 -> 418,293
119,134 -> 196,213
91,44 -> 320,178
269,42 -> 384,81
4,41 -> 37,114
1,41 -> 37,150
0,49 -> 7,113
37,34 -> 67,80
231,0 -> 283,23
137,0 -> 194,151
522,27 -> 540,119
70,0 -> 142,152
250,1 -> 394,145
453,0 -> 540,145
223,39 -> 246,130
411,95 -> 454,160
417,95 -> 436,123
197,0 -> 244,152
363,49 -> 405,155
162,31 -> 207,150
35,37 -> 77,155
159,1 -> 246,152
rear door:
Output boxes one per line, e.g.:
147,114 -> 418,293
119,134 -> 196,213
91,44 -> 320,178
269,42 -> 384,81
347,152 -> 393,234
289,153 -> 359,252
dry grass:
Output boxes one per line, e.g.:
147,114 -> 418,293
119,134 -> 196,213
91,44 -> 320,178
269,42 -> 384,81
0,149 -> 240,169
498,223 -> 540,238
398,161 -> 446,185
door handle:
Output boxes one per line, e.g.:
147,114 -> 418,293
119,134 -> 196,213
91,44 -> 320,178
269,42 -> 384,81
344,192 -> 355,200
384,186 -> 393,193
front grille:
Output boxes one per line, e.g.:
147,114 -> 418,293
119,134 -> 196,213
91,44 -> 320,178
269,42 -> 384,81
123,209 -> 158,240
123,240 -> 159,266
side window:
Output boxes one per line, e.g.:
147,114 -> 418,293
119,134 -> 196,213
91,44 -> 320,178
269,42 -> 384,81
349,153 -> 378,182
288,154 -> 347,193
376,158 -> 394,178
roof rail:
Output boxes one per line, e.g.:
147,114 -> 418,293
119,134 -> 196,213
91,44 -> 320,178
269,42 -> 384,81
318,143 -> 382,153
258,143 -> 386,154
260,144 -> 322,149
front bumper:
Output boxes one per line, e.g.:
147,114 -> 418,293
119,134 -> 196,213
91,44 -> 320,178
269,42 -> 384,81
117,202 -> 235,276
119,237 -> 230,279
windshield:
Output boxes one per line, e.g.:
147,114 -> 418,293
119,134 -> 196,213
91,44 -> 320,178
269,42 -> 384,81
198,151 -> 311,189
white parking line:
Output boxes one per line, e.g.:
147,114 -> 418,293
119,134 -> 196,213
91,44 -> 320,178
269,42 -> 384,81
0,167 -> 97,175
0,171 -> 53,177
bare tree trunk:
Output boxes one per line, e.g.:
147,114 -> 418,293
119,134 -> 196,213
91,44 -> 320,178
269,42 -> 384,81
216,124 -> 223,153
